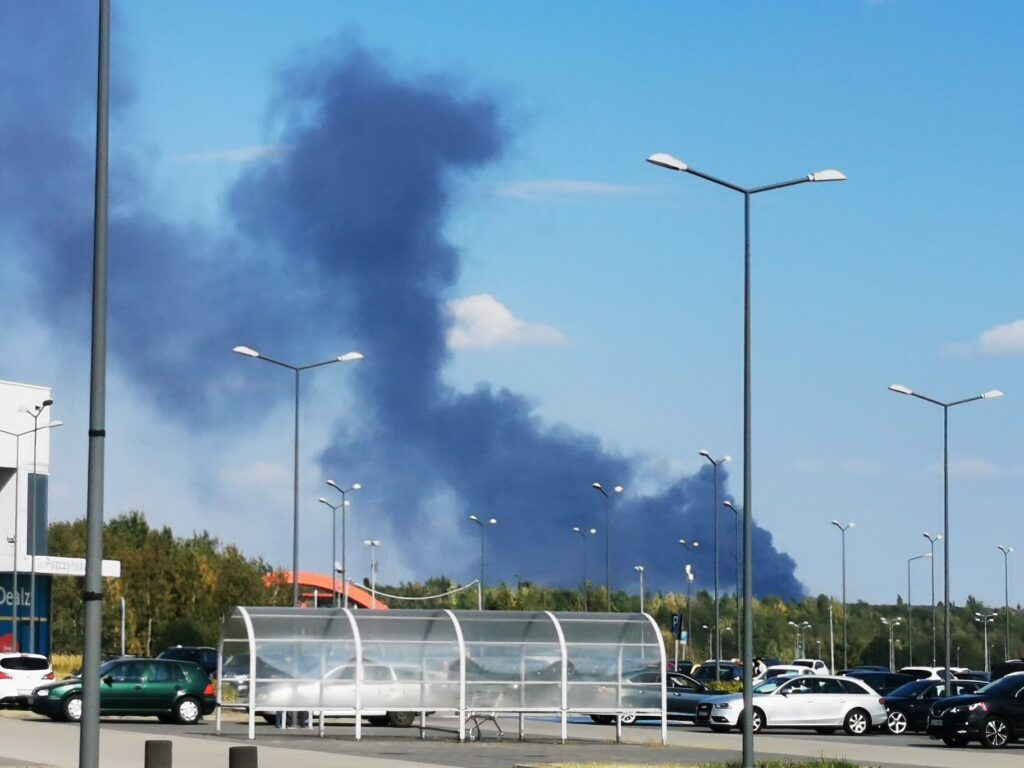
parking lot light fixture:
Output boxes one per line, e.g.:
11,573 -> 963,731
592,482 -> 624,611
325,481 -> 361,608
686,564 -> 696,658
831,520 -> 854,669
363,539 -> 381,608
923,532 -> 942,665
881,617 -> 902,671
699,451 -> 731,681
907,553 -> 931,666
468,515 -> 497,610
997,545 -> 1014,661
724,500 -> 743,647
889,384 -> 1004,689
572,526 -> 598,611
974,612 -> 999,673
232,344 -> 364,606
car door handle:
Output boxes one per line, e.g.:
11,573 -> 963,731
134,685 -> 143,690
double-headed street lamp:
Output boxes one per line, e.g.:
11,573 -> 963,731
831,520 -> 855,669
889,384 -> 1003,688
787,620 -> 811,659
906,553 -> 931,666
634,565 -> 646,613
685,564 -> 696,658
591,482 -> 624,611
0,417 -> 63,652
571,526 -> 597,611
974,612 -> 998,673
648,152 -> 844,768
997,545 -> 1013,661
923,532 -> 942,665
881,617 -> 902,672
468,515 -> 497,610
723,500 -> 742,647
325,481 -> 361,608
699,451 -> 731,680
26,398 -> 54,654
363,539 -> 381,608
233,345 -> 363,606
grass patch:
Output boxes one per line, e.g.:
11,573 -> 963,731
51,653 -> 81,680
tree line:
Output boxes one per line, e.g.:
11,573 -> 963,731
48,512 -> 1020,670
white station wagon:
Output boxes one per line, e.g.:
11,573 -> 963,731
696,674 -> 886,735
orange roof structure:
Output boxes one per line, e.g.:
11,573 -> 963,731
266,571 -> 388,610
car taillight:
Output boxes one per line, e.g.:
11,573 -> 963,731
44,673 -> 54,680
0,672 -> 11,680
203,682 -> 215,696
879,698 -> 885,705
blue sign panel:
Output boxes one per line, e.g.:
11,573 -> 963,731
0,573 -> 52,655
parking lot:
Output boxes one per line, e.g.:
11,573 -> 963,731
3,710 -> 1024,768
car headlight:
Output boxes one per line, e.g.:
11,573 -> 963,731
34,689 -> 49,697
713,702 -> 733,709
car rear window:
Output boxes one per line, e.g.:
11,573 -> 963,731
0,656 -> 50,671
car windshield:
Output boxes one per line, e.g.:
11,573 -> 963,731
977,675 -> 1024,696
754,678 -> 790,694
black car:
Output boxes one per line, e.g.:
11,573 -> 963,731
927,673 -> 1024,748
882,678 -> 985,734
157,646 -> 218,677
691,662 -> 742,683
842,670 -> 914,696
590,670 -> 713,724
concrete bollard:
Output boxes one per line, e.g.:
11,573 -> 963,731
228,745 -> 259,768
144,740 -> 172,768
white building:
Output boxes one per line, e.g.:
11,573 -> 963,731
1,379 -> 119,654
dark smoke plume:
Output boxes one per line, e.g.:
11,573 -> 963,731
2,8 -> 803,598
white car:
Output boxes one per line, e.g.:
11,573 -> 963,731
753,665 -> 814,685
0,653 -> 54,708
898,666 -> 970,681
793,658 -> 831,675
695,674 -> 886,735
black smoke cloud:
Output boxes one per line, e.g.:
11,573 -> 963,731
3,8 -> 803,598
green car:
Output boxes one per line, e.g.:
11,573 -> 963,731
29,658 -> 215,724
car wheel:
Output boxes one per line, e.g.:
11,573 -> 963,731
844,708 -> 870,736
886,710 -> 908,734
63,694 -> 83,723
173,696 -> 202,725
590,715 -> 614,725
942,735 -> 968,747
744,707 -> 765,734
386,711 -> 417,727
619,712 -> 637,725
980,716 -> 1010,749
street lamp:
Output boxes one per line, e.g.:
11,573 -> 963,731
325,480 -> 361,608
907,553 -> 931,666
724,499 -> 742,648
831,520 -> 854,669
889,384 -> 1003,688
591,482 -> 624,611
648,152 -> 844,768
685,564 -> 695,659
232,345 -> 363,606
701,623 -> 713,661
24,398 -> 54,654
997,545 -> 1013,661
699,450 -> 731,680
0,418 -> 63,653
923,532 -> 942,665
974,612 -> 998,673
881,617 -> 902,672
787,620 -> 811,659
468,515 -> 497,610
363,539 -> 381,607
634,565 -> 645,613
571,526 -> 597,611
317,497 -> 348,607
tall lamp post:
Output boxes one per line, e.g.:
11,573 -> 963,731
881,617 -> 902,672
325,481 -> 361,608
699,451 -> 731,679
923,532 -> 942,665
634,565 -> 646,613
685,564 -> 695,658
701,623 -> 713,661
571,526 -> 597,611
889,384 -> 1003,688
787,620 -> 811,658
974,612 -> 998,673
468,515 -> 496,610
997,545 -> 1013,661
25,398 -> 54,654
724,500 -> 742,648
831,520 -> 855,669
363,540 -> 381,608
318,497 -> 346,607
906,553 -> 931,666
647,152 -> 844,768
591,482 -> 624,611
233,345 -> 363,606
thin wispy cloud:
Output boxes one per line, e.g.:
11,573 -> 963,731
495,179 -> 648,200
446,293 -> 567,350
171,144 -> 289,165
946,318 -> 1024,358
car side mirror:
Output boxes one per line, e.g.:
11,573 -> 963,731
780,689 -> 789,696
102,676 -> 113,686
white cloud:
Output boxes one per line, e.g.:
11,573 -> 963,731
495,179 -> 647,200
446,294 -> 567,350
170,144 -> 289,165
220,461 -> 291,489
946,319 -> 1024,357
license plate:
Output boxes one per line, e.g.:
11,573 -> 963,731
929,718 -> 943,727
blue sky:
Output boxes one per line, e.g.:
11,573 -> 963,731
3,1 -> 1022,609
